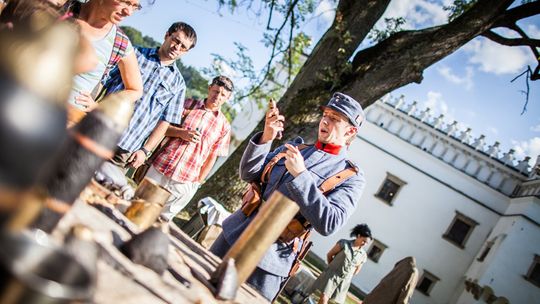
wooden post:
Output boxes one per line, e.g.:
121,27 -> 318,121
222,191 -> 298,286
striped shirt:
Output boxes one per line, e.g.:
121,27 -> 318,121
104,47 -> 186,152
68,25 -> 133,110
153,99 -> 231,183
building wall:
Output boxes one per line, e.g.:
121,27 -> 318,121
456,212 -> 540,303
309,100 -> 539,304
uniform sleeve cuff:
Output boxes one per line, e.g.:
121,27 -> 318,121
249,132 -> 272,147
286,170 -> 312,205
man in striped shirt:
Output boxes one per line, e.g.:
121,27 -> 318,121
104,22 -> 197,169
145,76 -> 233,221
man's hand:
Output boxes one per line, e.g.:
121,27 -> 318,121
169,125 -> 201,143
284,144 -> 306,177
260,106 -> 285,144
181,129 -> 201,143
127,150 -> 147,169
75,91 -> 98,112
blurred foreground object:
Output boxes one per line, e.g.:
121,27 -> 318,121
211,191 -> 299,300
0,13 -> 79,229
120,225 -> 169,275
0,9 -> 76,103
0,0 -> 60,30
94,161 -> 135,200
0,0 -> 6,16
0,231 -> 94,303
64,224 -> 98,284
32,92 -> 134,233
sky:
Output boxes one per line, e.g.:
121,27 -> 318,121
123,0 -> 540,168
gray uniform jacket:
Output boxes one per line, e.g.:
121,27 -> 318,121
221,133 -> 366,276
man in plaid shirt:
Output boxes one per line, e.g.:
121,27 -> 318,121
104,22 -> 197,169
145,76 -> 234,221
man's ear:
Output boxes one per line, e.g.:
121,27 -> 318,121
347,126 -> 358,137
345,126 -> 358,146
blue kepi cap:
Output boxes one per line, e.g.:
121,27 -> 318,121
321,92 -> 364,128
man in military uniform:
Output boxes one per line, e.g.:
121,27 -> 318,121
210,92 -> 367,300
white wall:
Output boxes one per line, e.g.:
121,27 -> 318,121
308,102 -> 539,304
458,215 -> 540,303
360,121 -> 511,214
310,120 -> 505,304
505,196 -> 540,223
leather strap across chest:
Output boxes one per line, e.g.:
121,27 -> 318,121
261,145 -> 358,193
261,144 -> 308,184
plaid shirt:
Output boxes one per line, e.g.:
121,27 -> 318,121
104,47 -> 186,152
153,99 -> 231,183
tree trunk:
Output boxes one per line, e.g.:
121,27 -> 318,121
345,0 -> 514,105
189,0 -> 513,213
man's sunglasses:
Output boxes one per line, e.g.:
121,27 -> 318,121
212,79 -> 233,92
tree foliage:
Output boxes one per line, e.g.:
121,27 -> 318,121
367,17 -> 406,43
176,60 -> 208,100
207,0 -> 318,104
188,0 -> 540,212
444,0 -> 477,22
120,26 -> 160,48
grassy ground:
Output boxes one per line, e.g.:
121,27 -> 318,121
275,253 -> 363,304
276,292 -> 360,304
173,219 -> 364,304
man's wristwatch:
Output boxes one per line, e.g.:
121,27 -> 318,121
141,147 -> 152,158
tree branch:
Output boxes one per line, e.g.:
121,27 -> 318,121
279,0 -> 392,108
347,0 -> 514,106
507,23 -> 540,81
288,9 -> 294,84
492,1 -> 540,28
511,67 -> 532,114
193,0 -> 540,211
508,23 -> 540,58
266,0 -> 275,30
236,0 -> 299,100
482,30 -> 540,47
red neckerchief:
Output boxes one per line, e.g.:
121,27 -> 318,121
315,140 -> 342,155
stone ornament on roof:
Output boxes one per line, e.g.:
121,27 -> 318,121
371,96 -> 537,178
472,135 -> 485,151
433,114 -> 445,129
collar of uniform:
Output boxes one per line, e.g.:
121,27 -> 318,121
315,140 -> 342,155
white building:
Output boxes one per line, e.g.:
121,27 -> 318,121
310,97 -> 540,304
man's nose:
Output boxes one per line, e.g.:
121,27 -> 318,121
123,4 -> 138,15
120,7 -> 133,16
